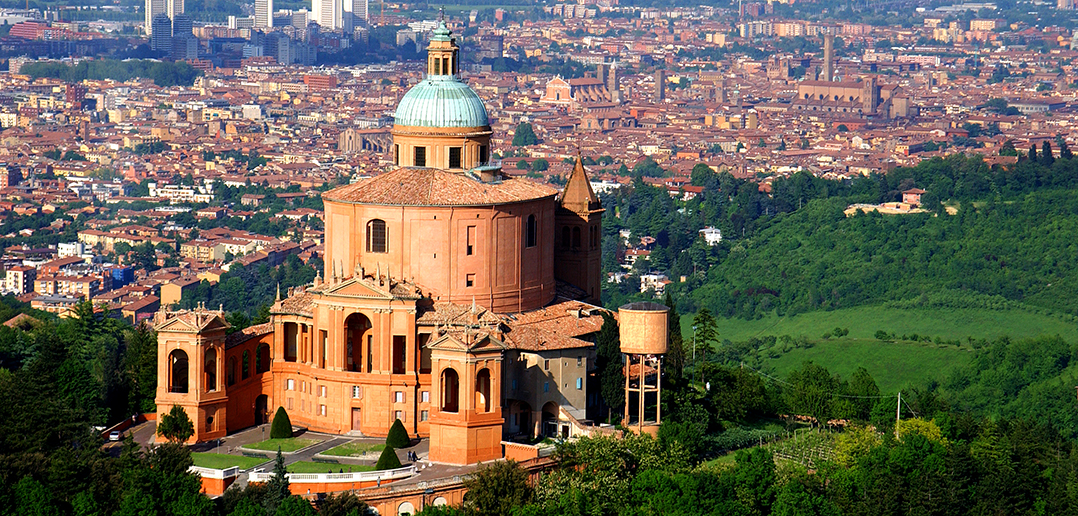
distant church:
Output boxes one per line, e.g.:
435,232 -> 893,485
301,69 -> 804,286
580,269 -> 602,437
154,21 -> 607,465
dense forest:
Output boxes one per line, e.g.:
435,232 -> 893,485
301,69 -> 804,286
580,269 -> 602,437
20,59 -> 202,87
601,147 -> 1078,320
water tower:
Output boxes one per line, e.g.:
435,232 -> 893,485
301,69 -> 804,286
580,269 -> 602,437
618,302 -> 668,435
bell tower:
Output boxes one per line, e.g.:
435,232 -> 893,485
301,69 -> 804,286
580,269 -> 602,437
154,306 -> 230,443
426,15 -> 459,78
426,317 -> 505,465
554,156 -> 604,303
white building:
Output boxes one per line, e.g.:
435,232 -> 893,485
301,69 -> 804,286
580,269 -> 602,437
699,227 -> 722,246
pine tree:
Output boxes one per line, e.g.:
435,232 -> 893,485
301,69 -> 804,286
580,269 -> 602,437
663,292 -> 685,381
1061,139 -> 1073,159
157,405 -> 194,443
264,448 -> 291,515
595,311 -> 624,422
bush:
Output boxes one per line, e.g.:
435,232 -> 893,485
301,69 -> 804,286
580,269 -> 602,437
270,407 -> 293,439
375,446 -> 402,470
386,418 -> 410,449
708,426 -> 779,453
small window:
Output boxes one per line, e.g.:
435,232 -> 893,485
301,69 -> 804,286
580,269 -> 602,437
366,219 -> 387,253
449,147 -> 462,168
286,378 -> 295,391
320,385 -> 327,397
421,410 -> 429,421
544,359 -> 550,370
395,410 -> 405,422
479,145 -> 489,163
287,397 -> 294,410
526,215 -> 537,248
320,404 -> 327,416
512,379 -> 518,390
544,382 -> 549,393
414,146 -> 426,167
395,391 -> 404,403
466,225 -> 475,255
394,144 -> 399,165
421,391 -> 430,403
352,386 -> 362,399
576,378 -> 583,390
466,274 -> 475,287
577,356 -> 583,366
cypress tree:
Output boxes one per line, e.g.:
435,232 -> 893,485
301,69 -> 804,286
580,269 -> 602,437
1029,144 -> 1037,162
270,407 -> 292,439
385,418 -> 410,449
1042,141 -> 1054,166
375,446 -> 402,470
264,448 -> 290,515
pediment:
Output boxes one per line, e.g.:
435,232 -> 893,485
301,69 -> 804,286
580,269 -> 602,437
155,312 -> 230,333
320,278 -> 394,299
427,331 -> 506,354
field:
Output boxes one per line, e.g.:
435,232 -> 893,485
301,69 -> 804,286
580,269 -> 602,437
243,438 -> 320,453
679,305 -> 1078,393
191,453 -> 267,470
684,305 -> 1078,344
321,442 -> 385,457
287,462 -> 375,474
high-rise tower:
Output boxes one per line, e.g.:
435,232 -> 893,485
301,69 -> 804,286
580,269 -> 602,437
145,0 -> 167,35
823,34 -> 834,82
255,0 -> 273,28
654,69 -> 666,102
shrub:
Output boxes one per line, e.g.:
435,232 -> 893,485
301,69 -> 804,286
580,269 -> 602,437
375,446 -> 402,470
270,407 -> 293,439
385,419 -> 410,449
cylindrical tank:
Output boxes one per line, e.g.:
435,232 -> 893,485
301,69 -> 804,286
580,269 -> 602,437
618,302 -> 669,355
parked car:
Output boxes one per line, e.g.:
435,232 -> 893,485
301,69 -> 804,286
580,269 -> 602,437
109,430 -> 121,442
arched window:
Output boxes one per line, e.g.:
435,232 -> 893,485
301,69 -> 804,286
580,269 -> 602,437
476,368 -> 491,413
227,356 -> 236,386
169,349 -> 189,393
256,343 -> 271,373
367,219 -> 387,253
526,215 -> 538,248
241,350 -> 250,379
205,349 -> 217,392
572,227 -> 581,248
562,226 -> 571,249
441,368 -> 460,413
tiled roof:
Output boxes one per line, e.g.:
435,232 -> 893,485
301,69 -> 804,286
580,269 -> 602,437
323,168 -> 557,206
226,322 -> 273,349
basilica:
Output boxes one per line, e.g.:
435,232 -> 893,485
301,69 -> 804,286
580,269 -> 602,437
154,21 -> 606,465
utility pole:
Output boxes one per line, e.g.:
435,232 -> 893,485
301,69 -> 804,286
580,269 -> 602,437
691,325 -> 697,385
895,391 -> 901,439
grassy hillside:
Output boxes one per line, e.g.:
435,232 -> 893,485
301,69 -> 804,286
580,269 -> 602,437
682,304 -> 1078,344
762,338 -> 970,393
679,304 -> 1078,392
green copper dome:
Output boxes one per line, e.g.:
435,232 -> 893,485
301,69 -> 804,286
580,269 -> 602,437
393,76 -> 490,128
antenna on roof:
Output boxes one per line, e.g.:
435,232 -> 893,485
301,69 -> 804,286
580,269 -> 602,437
439,6 -> 445,22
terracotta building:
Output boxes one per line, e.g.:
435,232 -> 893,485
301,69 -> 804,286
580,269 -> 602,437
154,22 -> 607,465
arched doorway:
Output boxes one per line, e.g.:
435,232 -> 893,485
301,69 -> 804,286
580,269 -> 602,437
255,394 -> 268,426
441,368 -> 460,413
283,322 -> 298,362
204,349 -> 217,392
475,368 -> 491,413
397,502 -> 415,515
542,402 -> 559,438
169,349 -> 188,393
345,313 -> 372,373
506,399 -> 532,438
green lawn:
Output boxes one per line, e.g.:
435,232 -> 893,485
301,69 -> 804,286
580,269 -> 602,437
191,453 -> 267,470
243,438 -> 320,453
763,338 -> 970,393
683,305 -> 1078,344
287,462 -> 375,474
676,304 -> 1078,393
321,442 -> 385,457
